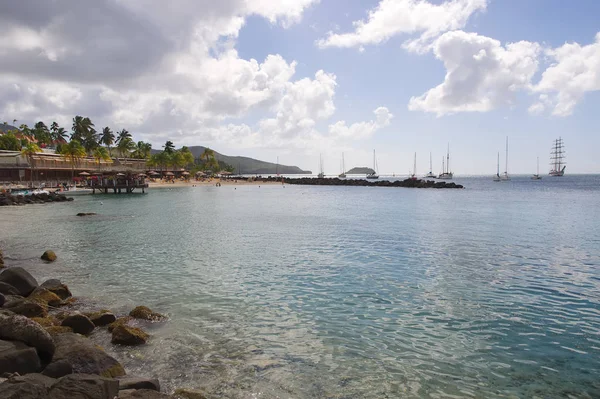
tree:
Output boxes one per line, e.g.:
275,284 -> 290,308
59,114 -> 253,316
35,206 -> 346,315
60,140 -> 86,182
19,124 -> 33,140
180,146 -> 194,169
21,143 -> 42,186
148,151 -> 169,173
200,147 -> 215,163
0,131 -> 22,151
116,137 -> 135,157
55,127 -> 69,143
33,122 -> 51,146
115,129 -> 131,145
200,147 -> 219,172
163,140 -> 175,154
93,147 -> 112,169
100,127 -> 115,156
170,151 -> 185,169
71,116 -> 94,142
133,141 -> 152,159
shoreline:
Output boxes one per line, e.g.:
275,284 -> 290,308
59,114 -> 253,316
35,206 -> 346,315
0,249 -> 205,398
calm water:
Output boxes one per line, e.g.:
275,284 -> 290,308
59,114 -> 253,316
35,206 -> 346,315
1,175 -> 599,398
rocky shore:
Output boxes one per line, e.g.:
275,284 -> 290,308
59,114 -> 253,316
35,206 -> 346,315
0,192 -> 73,206
280,177 -> 464,189
0,250 -> 208,399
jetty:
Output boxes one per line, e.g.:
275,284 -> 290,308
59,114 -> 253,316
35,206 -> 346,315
280,177 -> 463,189
88,175 -> 148,194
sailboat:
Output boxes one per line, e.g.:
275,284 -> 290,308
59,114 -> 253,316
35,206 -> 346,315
549,137 -> 566,176
500,136 -> 510,181
338,153 -> 347,178
437,144 -> 453,179
275,156 -> 279,176
493,152 -> 501,182
410,153 -> 417,180
366,150 -> 379,179
317,154 -> 325,178
531,157 -> 542,180
424,152 -> 436,179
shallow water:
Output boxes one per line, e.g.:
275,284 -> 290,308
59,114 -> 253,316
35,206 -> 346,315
1,175 -> 600,398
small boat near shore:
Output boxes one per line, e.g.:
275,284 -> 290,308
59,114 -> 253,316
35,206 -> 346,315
424,152 -> 436,179
438,144 -> 453,179
338,153 -> 347,178
317,154 -> 325,178
531,157 -> 542,180
500,136 -> 510,181
366,150 -> 379,179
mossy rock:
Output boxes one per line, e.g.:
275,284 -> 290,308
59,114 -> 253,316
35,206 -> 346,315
111,325 -> 149,346
45,326 -> 73,336
41,250 -> 57,262
129,306 -> 165,321
0,249 -> 4,268
4,299 -> 48,318
28,287 -> 62,307
89,311 -> 117,327
31,316 -> 58,327
100,363 -> 126,378
108,316 -> 132,332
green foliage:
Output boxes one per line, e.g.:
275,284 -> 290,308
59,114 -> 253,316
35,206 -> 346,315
132,141 -> 152,159
60,140 -> 86,180
163,140 -> 175,154
93,146 -> 112,165
115,129 -> 131,145
0,131 -> 22,151
116,137 -> 136,157
21,142 -> 42,184
100,127 -> 115,155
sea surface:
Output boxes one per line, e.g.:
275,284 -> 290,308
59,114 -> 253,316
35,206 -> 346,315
1,175 -> 599,398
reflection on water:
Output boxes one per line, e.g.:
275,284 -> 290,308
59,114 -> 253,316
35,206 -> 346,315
1,175 -> 600,398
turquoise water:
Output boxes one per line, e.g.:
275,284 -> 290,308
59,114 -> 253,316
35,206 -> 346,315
1,175 -> 599,398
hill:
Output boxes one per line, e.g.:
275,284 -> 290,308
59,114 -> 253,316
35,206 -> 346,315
346,167 -> 375,174
153,146 -> 311,174
0,123 -> 18,134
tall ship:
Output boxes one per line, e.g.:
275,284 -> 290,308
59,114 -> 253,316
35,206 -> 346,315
549,137 -> 566,176
438,144 -> 453,179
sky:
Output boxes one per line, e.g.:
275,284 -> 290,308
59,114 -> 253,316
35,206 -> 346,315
0,0 -> 599,175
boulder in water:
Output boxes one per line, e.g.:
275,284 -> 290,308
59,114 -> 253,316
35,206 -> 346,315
129,306 -> 165,321
47,373 -> 118,399
60,314 -> 95,335
111,325 -> 149,346
76,212 -> 96,217
0,313 -> 55,363
0,250 -> 4,269
173,388 -> 210,399
3,299 -> 47,318
39,280 -> 72,300
0,293 -> 4,307
0,340 -> 42,375
0,267 -> 38,296
52,332 -> 125,377
28,287 -> 62,307
40,251 -> 57,262
116,375 -> 160,391
107,316 -> 132,332
87,311 -> 116,327
41,360 -> 72,379
0,373 -> 54,398
120,389 -> 170,398
0,282 -> 19,296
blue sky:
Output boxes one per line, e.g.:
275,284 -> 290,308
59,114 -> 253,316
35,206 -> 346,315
1,0 -> 599,174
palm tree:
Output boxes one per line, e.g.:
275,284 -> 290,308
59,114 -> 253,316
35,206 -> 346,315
100,127 -> 115,156
116,137 -> 135,157
201,147 -> 215,163
93,147 -> 112,170
71,116 -> 95,142
60,140 -> 86,182
55,127 -> 68,143
33,121 -> 51,146
21,143 -> 42,186
133,141 -> 152,159
163,140 -> 175,154
115,129 -> 132,145
180,146 -> 195,169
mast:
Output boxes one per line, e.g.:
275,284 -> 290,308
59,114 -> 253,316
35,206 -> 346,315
505,136 -> 509,176
446,143 -> 450,174
537,156 -> 539,175
413,152 -> 417,177
429,152 -> 432,174
497,152 -> 500,177
550,137 -> 566,174
342,152 -> 345,174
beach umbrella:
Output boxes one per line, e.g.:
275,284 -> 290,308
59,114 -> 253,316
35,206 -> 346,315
78,171 -> 90,176
220,171 -> 232,175
195,171 -> 205,176
149,171 -> 160,176
116,172 -> 125,176
165,172 -> 174,176
182,171 -> 190,175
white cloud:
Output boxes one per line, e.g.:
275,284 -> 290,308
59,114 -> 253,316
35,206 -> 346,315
328,107 -> 393,140
316,0 -> 487,53
408,31 -> 540,115
532,32 -> 600,116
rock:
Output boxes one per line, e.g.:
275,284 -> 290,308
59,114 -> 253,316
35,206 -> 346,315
116,376 -> 160,391
76,213 -> 97,216
0,293 -> 4,307
41,360 -> 72,379
40,280 -> 72,300
41,251 -> 57,262
0,313 -> 55,363
31,317 -> 57,328
129,306 -> 165,321
60,314 -> 95,335
107,317 -> 132,332
119,389 -> 170,398
3,299 -> 47,318
0,267 -> 38,296
0,375 -> 49,398
88,312 -> 116,327
2,294 -> 23,305
28,287 -> 62,307
172,388 -> 210,399
111,325 -> 149,346
9,373 -> 56,389
47,373 -> 118,399
52,332 -> 125,377
0,250 -> 4,268
0,340 -> 42,375
44,326 -> 72,337
0,282 -> 19,296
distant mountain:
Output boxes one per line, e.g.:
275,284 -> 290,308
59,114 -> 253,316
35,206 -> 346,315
0,123 -> 18,134
153,146 -> 311,174
346,167 -> 375,174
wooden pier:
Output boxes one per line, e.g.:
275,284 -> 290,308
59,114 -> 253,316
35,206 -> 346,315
89,177 -> 148,194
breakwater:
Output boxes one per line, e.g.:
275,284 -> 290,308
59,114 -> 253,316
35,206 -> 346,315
0,192 -> 73,206
279,177 -> 464,189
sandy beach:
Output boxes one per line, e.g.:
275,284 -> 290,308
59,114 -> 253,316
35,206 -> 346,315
147,178 -> 281,188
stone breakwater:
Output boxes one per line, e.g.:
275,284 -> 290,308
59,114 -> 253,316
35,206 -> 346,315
280,177 -> 464,189
0,192 -> 73,206
0,251 -> 208,399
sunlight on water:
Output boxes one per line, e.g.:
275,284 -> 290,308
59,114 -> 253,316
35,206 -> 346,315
1,175 -> 599,398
